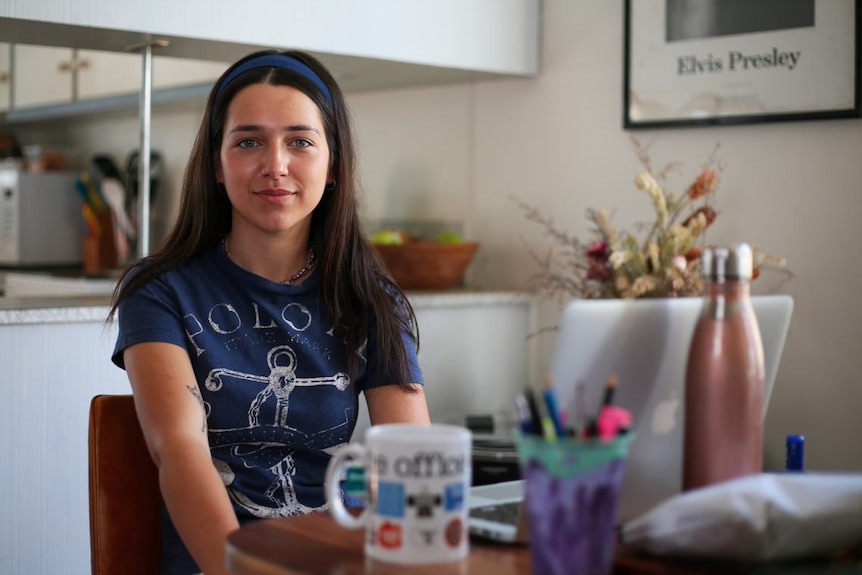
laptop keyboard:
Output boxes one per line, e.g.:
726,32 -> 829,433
469,501 -> 522,526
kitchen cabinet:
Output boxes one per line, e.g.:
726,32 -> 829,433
12,45 -> 140,107
153,55 -> 230,90
1,1 -> 538,125
11,43 -> 229,111
78,49 -> 142,99
0,0 -> 540,95
78,51 -> 231,95
0,43 -> 9,112
0,304 -> 130,575
11,44 -> 73,108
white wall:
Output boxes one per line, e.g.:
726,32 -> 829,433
358,2 -> 862,473
14,1 -> 862,472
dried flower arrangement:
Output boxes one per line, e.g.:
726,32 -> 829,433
514,138 -> 789,301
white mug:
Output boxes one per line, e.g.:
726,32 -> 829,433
325,423 -> 472,565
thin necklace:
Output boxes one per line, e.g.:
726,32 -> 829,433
223,238 -> 316,285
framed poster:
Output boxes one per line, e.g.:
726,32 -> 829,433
623,0 -> 860,129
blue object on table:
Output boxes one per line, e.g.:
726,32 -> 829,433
785,434 -> 805,473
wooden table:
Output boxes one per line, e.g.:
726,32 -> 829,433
224,512 -> 737,575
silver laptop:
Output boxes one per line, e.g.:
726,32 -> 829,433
467,294 -> 793,542
468,479 -> 529,543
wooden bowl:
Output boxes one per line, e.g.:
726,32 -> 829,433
375,241 -> 480,291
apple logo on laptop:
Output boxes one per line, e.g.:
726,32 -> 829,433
651,392 -> 680,435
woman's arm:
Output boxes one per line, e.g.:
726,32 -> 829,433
365,384 -> 431,425
124,342 -> 238,575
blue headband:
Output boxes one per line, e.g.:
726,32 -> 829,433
215,53 -> 334,106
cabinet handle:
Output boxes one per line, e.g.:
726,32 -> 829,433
57,59 -> 90,72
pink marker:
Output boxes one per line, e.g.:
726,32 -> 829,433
597,406 -> 632,442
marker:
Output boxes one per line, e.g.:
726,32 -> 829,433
514,394 -> 537,435
597,405 -> 633,441
524,386 -> 557,441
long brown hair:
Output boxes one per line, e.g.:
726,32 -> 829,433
109,49 -> 419,387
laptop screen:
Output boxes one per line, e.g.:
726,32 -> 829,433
547,295 -> 793,522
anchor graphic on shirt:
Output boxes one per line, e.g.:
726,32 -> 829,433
203,344 -> 351,517
205,345 -> 350,426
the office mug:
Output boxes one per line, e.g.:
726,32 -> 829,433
325,423 -> 472,565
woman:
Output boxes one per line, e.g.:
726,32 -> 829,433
109,50 -> 430,575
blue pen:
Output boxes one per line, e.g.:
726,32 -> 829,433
541,377 -> 566,437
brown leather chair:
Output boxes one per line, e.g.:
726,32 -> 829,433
88,394 -> 162,575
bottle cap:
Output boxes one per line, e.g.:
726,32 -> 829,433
701,243 -> 753,281
785,434 -> 805,472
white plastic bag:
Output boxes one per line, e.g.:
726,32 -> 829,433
620,473 -> 862,561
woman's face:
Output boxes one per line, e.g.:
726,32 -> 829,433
217,82 -> 331,239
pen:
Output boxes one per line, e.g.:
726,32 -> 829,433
601,372 -> 618,409
595,374 -> 633,441
541,376 -> 566,437
583,373 -> 618,440
595,373 -> 617,439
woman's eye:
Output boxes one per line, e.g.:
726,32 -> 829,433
291,138 -> 312,148
237,139 -> 258,149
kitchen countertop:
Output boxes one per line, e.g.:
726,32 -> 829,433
0,289 -> 534,325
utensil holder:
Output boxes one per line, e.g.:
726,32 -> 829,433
83,209 -> 120,276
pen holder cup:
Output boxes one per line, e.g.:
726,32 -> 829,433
513,432 -> 634,575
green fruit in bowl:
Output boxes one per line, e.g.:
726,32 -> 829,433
371,229 -> 407,245
434,230 -> 464,244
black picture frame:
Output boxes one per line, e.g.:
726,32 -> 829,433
623,0 -> 861,129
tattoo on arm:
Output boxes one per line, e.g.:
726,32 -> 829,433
186,385 -> 208,433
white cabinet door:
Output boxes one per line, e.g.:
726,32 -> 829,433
153,56 -> 230,90
0,314 -> 131,575
77,49 -> 141,99
0,43 -> 10,111
12,44 -> 74,108
11,47 -> 227,110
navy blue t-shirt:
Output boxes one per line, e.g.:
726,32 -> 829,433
112,247 -> 422,574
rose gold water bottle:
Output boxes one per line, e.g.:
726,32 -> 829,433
683,244 -> 765,491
